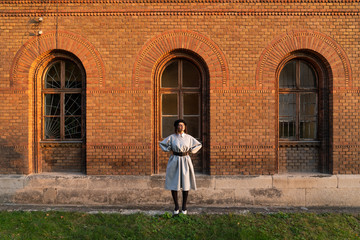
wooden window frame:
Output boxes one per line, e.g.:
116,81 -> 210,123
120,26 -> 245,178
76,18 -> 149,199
159,58 -> 202,139
279,59 -> 319,142
276,51 -> 332,173
41,58 -> 85,142
154,51 -> 209,174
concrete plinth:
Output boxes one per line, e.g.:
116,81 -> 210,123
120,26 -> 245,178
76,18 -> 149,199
1,173 -> 360,207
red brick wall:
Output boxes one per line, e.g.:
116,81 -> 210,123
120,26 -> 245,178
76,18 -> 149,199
0,91 -> 29,174
332,92 -> 360,174
209,91 -> 276,175
40,143 -> 84,173
0,1 -> 359,175
279,146 -> 319,173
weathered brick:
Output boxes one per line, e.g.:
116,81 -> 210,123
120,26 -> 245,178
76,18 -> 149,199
0,1 -> 359,175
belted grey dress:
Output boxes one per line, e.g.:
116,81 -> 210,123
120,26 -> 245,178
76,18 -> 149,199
160,133 -> 202,191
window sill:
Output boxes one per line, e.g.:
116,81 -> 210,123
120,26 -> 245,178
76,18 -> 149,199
40,141 -> 83,148
279,141 -> 320,147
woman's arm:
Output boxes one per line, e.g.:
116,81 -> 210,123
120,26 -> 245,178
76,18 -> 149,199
189,137 -> 202,154
159,135 -> 172,152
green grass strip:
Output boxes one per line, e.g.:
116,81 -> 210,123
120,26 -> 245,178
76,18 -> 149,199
0,211 -> 359,240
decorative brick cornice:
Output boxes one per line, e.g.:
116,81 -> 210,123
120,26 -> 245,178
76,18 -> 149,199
88,90 -> 150,94
1,10 -> 359,17
332,89 -> 360,94
10,30 -> 105,88
87,144 -> 151,149
1,0 -> 359,3
133,29 -> 229,89
0,145 -> 28,150
0,89 -> 28,94
334,145 -> 360,149
211,144 -> 274,149
40,142 -> 82,148
211,89 -> 273,94
256,30 -> 352,89
279,142 -> 320,147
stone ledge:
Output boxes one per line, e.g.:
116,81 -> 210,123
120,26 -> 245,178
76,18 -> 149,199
337,175 -> 360,188
215,175 -> 272,189
252,188 -> 306,207
0,175 -> 26,189
272,174 -> 336,189
1,174 -> 360,207
306,188 -> 360,207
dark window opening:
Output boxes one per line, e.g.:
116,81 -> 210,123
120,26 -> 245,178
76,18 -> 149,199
279,59 -> 318,141
160,58 -> 201,139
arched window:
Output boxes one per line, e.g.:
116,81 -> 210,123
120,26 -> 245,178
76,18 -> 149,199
43,59 -> 85,140
279,59 -> 318,140
160,58 -> 201,139
36,52 -> 86,173
278,54 -> 330,173
156,53 -> 208,174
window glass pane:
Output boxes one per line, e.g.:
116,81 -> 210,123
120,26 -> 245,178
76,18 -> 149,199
183,117 -> 200,139
65,60 -> 82,88
300,61 -> 316,88
279,61 -> 296,88
300,121 -> 317,139
162,94 -> 178,115
182,60 -> 200,88
65,94 -> 82,116
45,62 -> 61,88
44,117 -> 60,139
279,121 -> 295,139
161,61 -> 178,88
279,94 -> 296,118
300,93 -> 317,139
65,117 -> 82,139
184,93 -> 200,115
45,94 -> 60,115
162,117 -> 178,138
279,94 -> 296,138
300,93 -> 317,116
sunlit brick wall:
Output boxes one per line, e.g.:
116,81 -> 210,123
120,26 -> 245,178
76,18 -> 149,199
0,1 -> 359,175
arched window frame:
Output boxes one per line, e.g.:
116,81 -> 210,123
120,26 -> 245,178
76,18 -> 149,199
276,51 -> 331,172
41,56 -> 86,142
153,50 -> 209,174
278,58 -> 319,141
159,57 -> 203,139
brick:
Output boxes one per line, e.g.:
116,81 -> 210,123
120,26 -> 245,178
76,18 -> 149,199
0,1 -> 359,176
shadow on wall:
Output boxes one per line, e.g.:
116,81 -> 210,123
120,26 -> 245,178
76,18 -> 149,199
40,143 -> 84,173
281,146 -> 319,173
0,138 -> 24,174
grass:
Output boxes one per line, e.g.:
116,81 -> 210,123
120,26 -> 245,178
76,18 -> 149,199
0,211 -> 359,239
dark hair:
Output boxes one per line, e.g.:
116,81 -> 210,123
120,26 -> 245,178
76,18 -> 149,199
174,119 -> 187,133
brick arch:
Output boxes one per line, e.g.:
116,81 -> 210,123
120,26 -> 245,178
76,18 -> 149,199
132,29 -> 229,89
10,30 -> 105,88
256,30 -> 352,89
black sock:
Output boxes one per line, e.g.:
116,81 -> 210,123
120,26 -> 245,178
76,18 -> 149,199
171,191 -> 179,211
182,191 -> 189,211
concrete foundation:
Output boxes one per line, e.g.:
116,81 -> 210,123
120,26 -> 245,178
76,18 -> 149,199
1,173 -> 359,207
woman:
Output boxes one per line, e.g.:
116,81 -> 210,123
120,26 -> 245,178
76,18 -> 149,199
160,119 -> 202,215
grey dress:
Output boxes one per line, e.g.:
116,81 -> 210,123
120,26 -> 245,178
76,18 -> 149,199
160,133 -> 202,191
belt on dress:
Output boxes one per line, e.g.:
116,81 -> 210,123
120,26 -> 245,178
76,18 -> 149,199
172,151 -> 189,156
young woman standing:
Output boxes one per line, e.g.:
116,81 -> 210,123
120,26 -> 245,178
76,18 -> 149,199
160,119 -> 202,215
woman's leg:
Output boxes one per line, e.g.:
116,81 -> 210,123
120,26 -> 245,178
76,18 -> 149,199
182,191 -> 189,211
171,190 -> 179,211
